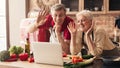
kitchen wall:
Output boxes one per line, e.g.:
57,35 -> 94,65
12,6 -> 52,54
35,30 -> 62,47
29,0 -> 119,38
94,14 -> 116,36
7,0 -> 119,47
9,0 -> 119,46
9,0 -> 26,46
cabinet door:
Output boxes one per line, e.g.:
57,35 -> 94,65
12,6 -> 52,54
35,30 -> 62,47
82,0 -> 106,14
60,0 -> 81,15
107,0 -> 120,14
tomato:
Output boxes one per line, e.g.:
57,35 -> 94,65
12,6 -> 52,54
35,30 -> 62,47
62,52 -> 67,57
10,54 -> 17,58
72,56 -> 79,59
77,57 -> 83,62
28,57 -> 34,63
72,58 -> 78,64
19,53 -> 29,61
71,56 -> 83,64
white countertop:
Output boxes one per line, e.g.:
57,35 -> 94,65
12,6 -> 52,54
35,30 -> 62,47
0,61 -> 63,68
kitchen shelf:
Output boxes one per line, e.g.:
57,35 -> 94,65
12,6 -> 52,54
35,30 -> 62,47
59,0 -> 120,15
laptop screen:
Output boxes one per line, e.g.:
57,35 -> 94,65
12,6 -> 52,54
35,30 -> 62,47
31,42 -> 64,66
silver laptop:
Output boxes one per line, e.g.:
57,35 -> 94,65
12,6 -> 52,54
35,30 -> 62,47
31,42 -> 64,66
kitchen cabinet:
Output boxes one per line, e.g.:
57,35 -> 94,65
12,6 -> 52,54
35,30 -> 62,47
59,0 -> 81,15
59,0 -> 120,15
106,0 -> 120,14
82,0 -> 106,14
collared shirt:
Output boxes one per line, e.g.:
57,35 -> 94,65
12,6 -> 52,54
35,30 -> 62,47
38,15 -> 73,42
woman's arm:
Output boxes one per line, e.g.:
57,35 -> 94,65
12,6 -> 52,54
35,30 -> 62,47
85,29 -> 105,56
70,32 -> 82,55
67,22 -> 82,55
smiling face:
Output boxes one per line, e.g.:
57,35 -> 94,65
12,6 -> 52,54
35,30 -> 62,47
76,15 -> 92,32
76,10 -> 93,32
50,4 -> 66,26
51,9 -> 66,26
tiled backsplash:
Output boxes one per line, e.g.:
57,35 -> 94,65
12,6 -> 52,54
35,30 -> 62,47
94,15 -> 115,35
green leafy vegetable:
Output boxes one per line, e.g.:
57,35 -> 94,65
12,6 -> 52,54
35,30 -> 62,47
9,46 -> 24,55
0,50 -> 10,61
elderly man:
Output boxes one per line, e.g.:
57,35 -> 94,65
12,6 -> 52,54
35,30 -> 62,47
27,4 -> 73,54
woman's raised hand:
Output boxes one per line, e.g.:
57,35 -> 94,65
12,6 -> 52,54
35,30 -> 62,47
67,22 -> 76,35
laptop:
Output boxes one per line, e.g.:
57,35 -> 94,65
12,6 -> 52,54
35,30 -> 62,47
31,42 -> 64,66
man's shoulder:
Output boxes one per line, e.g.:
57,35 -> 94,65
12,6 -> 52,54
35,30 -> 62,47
46,15 -> 53,22
65,16 -> 73,21
46,14 -> 52,19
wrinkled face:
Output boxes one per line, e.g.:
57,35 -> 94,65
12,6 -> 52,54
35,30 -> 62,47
76,15 -> 92,32
51,9 -> 66,26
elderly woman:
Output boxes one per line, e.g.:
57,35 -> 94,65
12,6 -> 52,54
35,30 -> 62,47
67,10 -> 120,58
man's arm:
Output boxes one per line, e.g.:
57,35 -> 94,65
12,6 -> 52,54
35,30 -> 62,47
26,8 -> 49,33
56,32 -> 70,54
54,25 -> 70,54
26,22 -> 40,33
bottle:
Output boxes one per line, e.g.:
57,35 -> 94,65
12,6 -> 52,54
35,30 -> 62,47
25,38 -> 30,55
114,27 -> 119,42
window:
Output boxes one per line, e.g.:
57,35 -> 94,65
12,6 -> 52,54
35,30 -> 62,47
0,0 -> 9,51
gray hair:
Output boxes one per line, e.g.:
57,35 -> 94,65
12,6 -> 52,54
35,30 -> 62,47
76,10 -> 93,20
50,4 -> 66,13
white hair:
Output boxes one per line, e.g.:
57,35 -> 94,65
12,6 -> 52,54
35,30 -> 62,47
50,4 -> 66,13
76,10 -> 93,20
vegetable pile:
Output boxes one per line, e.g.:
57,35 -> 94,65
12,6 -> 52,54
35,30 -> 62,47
0,45 -> 34,63
64,55 -> 94,68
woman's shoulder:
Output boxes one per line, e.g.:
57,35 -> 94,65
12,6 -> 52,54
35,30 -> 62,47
94,27 -> 106,33
94,27 -> 107,38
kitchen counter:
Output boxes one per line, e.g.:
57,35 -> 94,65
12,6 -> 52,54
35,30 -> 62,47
0,61 -> 63,68
0,58 -> 120,68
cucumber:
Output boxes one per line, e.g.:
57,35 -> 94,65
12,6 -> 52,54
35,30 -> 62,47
78,57 -> 94,66
82,55 -> 94,59
64,62 -> 79,68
